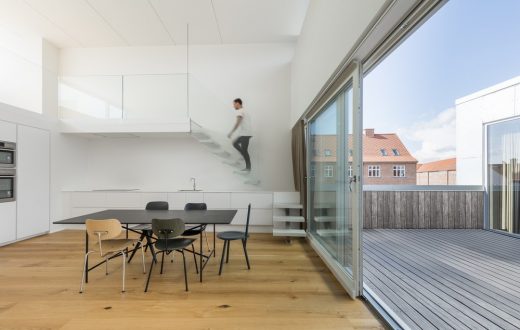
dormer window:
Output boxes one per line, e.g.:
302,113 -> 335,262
380,148 -> 388,156
392,148 -> 400,156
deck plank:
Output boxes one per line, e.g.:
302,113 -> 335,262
364,229 -> 520,330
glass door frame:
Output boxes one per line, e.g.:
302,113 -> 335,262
304,62 -> 363,298
483,114 -> 520,237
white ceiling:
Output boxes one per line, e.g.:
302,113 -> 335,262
0,0 -> 309,48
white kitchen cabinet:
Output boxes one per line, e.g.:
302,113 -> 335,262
0,120 -> 16,142
232,208 -> 273,226
140,193 -> 168,208
185,192 -> 203,204
0,201 -> 16,245
230,192 -> 273,209
16,126 -> 50,239
167,192 -> 186,209
203,193 -> 231,209
105,192 -> 140,208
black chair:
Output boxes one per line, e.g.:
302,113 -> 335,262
128,201 -> 168,264
145,218 -> 195,292
218,203 -> 251,275
183,203 -> 210,251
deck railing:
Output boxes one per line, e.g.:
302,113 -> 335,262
363,185 -> 484,229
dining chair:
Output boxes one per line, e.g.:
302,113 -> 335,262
183,203 -> 210,252
128,201 -> 168,264
218,203 -> 251,275
144,218 -> 196,292
80,219 -> 146,293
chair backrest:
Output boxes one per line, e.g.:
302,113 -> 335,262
146,201 -> 169,210
245,203 -> 252,239
184,202 -> 207,211
151,218 -> 185,239
85,219 -> 122,240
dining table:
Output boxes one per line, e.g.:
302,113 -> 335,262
53,209 -> 238,283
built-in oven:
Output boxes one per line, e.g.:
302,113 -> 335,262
0,141 -> 16,168
0,169 -> 15,202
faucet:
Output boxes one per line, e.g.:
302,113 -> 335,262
190,177 -> 197,191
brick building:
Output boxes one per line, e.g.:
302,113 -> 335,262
310,129 -> 418,185
416,158 -> 456,185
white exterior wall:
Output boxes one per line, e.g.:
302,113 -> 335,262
456,76 -> 520,185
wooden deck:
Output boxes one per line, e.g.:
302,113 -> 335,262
363,229 -> 520,330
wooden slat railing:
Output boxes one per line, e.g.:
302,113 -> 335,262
363,186 -> 484,229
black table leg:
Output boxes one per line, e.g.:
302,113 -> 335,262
145,233 -> 158,263
199,230 -> 203,282
85,231 -> 89,283
213,224 -> 216,258
127,231 -> 145,263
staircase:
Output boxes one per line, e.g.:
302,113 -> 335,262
190,121 -> 261,186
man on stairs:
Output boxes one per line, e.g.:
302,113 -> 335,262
227,98 -> 253,172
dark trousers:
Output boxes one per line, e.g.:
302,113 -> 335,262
233,136 -> 252,170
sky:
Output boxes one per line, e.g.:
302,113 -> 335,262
363,0 -> 520,163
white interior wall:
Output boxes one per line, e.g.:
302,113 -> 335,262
456,76 -> 520,185
59,43 -> 295,191
290,0 -> 387,125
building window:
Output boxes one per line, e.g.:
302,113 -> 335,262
392,148 -> 400,156
348,165 -> 353,178
310,165 -> 316,177
348,149 -> 353,157
393,165 -> 406,177
368,165 -> 381,177
313,149 -> 319,156
324,149 -> 332,157
324,165 -> 334,178
380,148 -> 388,156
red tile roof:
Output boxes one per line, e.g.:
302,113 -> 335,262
417,158 -> 456,173
311,132 -> 417,163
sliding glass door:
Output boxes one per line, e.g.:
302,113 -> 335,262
487,117 -> 520,234
307,64 -> 362,297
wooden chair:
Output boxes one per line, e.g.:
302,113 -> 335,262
80,219 -> 145,293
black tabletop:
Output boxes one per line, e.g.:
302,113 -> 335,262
53,209 -> 238,225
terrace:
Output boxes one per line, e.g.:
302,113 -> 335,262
360,186 -> 520,329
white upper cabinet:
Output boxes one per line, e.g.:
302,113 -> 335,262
0,120 -> 16,142
16,125 -> 50,239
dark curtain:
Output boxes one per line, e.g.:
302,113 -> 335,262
291,120 -> 307,227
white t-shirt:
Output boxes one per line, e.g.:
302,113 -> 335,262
236,108 -> 252,136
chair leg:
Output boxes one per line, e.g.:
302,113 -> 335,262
181,250 -> 188,291
121,251 -> 126,293
226,240 -> 230,263
144,256 -> 155,292
79,251 -> 93,293
141,245 -> 146,274
242,239 -> 251,270
192,244 -> 199,274
160,250 -> 165,274
219,240 -> 227,276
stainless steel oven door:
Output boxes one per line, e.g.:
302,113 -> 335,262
0,169 -> 15,202
0,141 -> 16,168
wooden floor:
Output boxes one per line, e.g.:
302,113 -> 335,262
0,230 -> 381,330
364,229 -> 520,330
